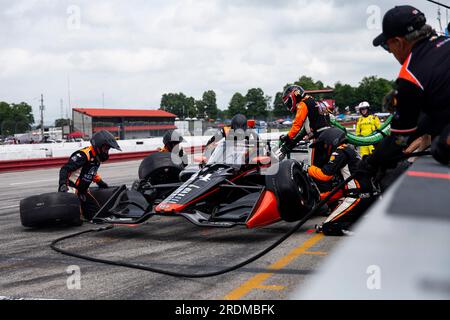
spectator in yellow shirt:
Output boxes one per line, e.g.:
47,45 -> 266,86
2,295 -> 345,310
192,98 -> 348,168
355,102 -> 381,157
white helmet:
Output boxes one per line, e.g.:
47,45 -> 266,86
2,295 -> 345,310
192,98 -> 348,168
358,101 -> 370,110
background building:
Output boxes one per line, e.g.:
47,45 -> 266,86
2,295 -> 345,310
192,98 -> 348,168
72,108 -> 177,139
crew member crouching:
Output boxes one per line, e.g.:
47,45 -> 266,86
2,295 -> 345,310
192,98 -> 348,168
307,128 -> 378,236
58,130 -> 121,220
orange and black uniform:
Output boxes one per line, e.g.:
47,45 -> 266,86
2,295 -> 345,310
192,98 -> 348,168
158,144 -> 188,167
308,144 -> 377,235
59,146 -> 104,219
289,96 -> 331,166
370,35 -> 450,167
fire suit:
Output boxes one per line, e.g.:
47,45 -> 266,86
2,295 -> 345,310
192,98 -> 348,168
288,96 -> 331,167
59,146 -> 107,220
369,35 -> 450,169
308,144 -> 378,235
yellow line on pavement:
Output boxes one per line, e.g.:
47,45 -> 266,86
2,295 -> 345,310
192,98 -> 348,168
304,251 -> 327,256
224,233 -> 324,300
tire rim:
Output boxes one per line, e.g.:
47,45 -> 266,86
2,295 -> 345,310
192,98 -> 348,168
293,169 -> 309,207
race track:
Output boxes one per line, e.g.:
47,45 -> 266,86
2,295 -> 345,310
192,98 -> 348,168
0,159 -> 343,300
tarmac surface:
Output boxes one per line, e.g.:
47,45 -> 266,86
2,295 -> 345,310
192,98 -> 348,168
0,159 -> 343,300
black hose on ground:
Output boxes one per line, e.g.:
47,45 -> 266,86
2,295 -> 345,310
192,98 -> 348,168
50,151 -> 431,278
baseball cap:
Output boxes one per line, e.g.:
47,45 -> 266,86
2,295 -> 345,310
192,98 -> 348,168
373,5 -> 426,47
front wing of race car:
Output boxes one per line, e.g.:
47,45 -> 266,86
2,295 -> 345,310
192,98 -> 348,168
92,183 -> 282,229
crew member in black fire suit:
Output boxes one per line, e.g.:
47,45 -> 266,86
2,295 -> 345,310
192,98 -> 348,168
278,85 -> 332,166
307,128 -> 378,236
159,130 -> 185,153
367,5 -> 450,172
205,113 -> 248,149
58,130 -> 122,220
158,130 -> 188,167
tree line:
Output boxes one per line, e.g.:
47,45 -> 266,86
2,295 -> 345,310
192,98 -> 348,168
160,75 -> 395,120
0,101 -> 34,136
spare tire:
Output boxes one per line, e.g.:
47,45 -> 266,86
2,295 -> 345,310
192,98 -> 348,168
20,192 -> 82,228
265,159 -> 317,222
138,152 -> 183,184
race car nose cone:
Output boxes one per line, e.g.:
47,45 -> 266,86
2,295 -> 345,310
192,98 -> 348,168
155,202 -> 184,213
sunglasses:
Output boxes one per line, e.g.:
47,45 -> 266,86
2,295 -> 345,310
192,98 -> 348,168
381,41 -> 391,52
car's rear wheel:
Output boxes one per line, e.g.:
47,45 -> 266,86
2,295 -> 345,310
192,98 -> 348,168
20,192 -> 82,228
138,152 -> 183,184
265,159 -> 317,222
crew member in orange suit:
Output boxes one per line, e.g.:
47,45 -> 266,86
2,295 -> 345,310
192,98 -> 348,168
279,85 -> 332,166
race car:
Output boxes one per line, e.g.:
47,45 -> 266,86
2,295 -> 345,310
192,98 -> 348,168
20,137 -> 320,229
92,137 -> 320,228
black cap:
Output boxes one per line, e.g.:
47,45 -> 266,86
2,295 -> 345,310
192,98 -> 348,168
373,5 -> 426,47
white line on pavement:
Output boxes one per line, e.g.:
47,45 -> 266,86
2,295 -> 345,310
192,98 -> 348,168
0,204 -> 19,210
10,179 -> 55,186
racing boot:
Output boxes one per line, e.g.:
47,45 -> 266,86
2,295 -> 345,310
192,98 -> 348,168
318,222 -> 344,236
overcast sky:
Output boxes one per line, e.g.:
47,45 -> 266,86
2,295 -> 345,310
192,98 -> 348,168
0,0 -> 447,124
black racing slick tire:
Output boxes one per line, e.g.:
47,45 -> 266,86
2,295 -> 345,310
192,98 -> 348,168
138,152 -> 183,184
20,192 -> 82,228
265,159 -> 317,222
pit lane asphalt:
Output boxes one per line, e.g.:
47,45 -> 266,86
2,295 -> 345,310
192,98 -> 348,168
0,159 -> 344,300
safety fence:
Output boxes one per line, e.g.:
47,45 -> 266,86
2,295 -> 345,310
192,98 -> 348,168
0,145 -> 205,173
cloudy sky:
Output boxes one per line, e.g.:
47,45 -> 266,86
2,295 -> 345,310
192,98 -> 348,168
0,0 -> 447,124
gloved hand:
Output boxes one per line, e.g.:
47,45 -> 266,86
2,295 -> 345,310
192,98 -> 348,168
301,161 -> 309,172
357,157 -> 378,176
369,135 -> 406,169
97,180 -> 109,188
58,184 -> 69,192
274,148 -> 286,161
279,134 -> 290,143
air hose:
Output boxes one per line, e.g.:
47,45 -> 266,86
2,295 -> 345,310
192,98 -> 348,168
50,151 -> 429,278
285,115 -> 393,149
330,115 -> 393,146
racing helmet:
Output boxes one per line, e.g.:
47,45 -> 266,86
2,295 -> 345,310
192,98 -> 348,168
231,114 -> 248,131
90,130 -> 122,162
282,85 -> 306,113
163,130 -> 185,151
313,128 -> 347,157
358,101 -> 370,115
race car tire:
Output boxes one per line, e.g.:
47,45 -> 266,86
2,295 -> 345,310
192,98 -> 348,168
20,192 -> 82,228
265,159 -> 316,222
89,186 -> 121,208
138,152 -> 183,184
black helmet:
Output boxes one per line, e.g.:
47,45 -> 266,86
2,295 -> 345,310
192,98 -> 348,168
282,85 -> 306,113
163,130 -> 184,151
90,130 -> 121,162
313,128 -> 346,156
231,114 -> 248,131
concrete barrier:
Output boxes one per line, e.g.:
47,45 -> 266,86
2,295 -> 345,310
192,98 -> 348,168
0,131 -> 281,172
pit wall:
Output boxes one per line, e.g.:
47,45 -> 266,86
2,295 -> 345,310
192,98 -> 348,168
0,132 -> 282,161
